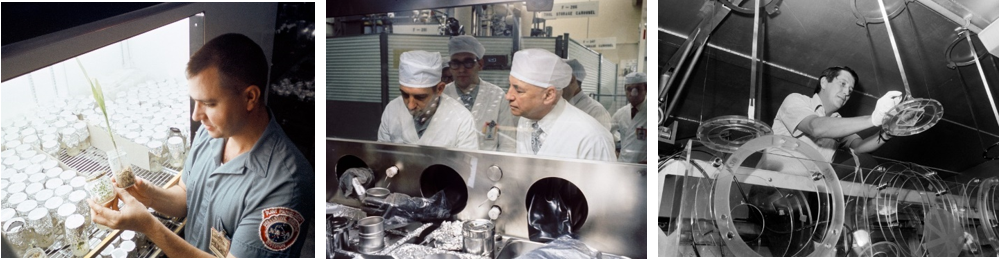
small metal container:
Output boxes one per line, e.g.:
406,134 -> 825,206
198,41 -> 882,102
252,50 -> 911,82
357,216 -> 385,254
358,216 -> 384,235
366,187 -> 390,198
361,188 -> 393,216
326,215 -> 351,252
462,219 -> 495,257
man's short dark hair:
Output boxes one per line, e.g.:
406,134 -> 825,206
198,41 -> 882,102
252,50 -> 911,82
186,33 -> 268,98
813,66 -> 858,94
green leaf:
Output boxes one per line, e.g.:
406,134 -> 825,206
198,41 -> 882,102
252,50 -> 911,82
76,58 -> 120,154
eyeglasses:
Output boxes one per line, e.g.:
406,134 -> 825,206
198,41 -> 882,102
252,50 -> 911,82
448,58 -> 479,69
625,83 -> 646,92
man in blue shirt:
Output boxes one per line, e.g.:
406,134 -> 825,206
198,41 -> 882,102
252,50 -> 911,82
89,33 -> 314,258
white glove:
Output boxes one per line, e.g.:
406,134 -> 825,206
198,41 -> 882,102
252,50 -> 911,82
871,91 -> 903,126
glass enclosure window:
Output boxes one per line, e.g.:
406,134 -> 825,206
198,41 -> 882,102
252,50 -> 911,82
1,18 -> 191,147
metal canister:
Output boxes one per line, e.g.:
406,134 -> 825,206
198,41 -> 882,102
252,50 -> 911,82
357,216 -> 385,254
326,215 -> 351,253
462,219 -> 495,257
361,187 -> 391,215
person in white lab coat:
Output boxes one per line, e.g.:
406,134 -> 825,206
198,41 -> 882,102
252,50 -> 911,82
442,36 -> 518,152
506,49 -> 615,161
611,72 -> 647,163
377,50 -> 478,149
562,59 -> 612,131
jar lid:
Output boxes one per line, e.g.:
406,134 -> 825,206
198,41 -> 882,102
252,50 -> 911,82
60,169 -> 77,180
121,230 -> 136,240
27,208 -> 48,221
167,136 -> 183,145
12,160 -> 29,170
68,190 -> 88,202
16,200 -> 38,214
120,240 -> 136,252
29,155 -> 46,164
21,134 -> 38,143
0,208 -> 15,222
9,172 -> 27,183
8,183 -> 27,194
25,182 -> 43,194
27,172 -> 45,183
147,140 -> 163,149
55,185 -> 73,197
4,141 -> 22,150
41,140 -> 58,149
46,178 -> 63,189
111,248 -> 128,258
89,238 -> 103,249
41,160 -> 58,171
45,197 -> 63,209
8,192 -> 27,205
20,150 -> 38,160
101,245 -> 115,256
65,214 -> 85,229
57,204 -> 76,217
0,149 -> 15,157
45,167 -> 63,178
3,217 -> 26,233
61,128 -> 76,135
3,155 -> 21,166
40,134 -> 58,142
70,176 -> 87,188
35,189 -> 54,202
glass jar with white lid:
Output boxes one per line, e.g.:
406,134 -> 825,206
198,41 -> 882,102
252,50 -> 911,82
74,121 -> 90,148
44,167 -> 62,179
24,182 -> 43,197
26,208 -> 55,248
44,197 -> 65,234
4,218 -> 31,252
15,199 -> 37,217
45,178 -> 63,190
61,128 -> 81,156
5,191 -> 27,210
65,214 -> 90,257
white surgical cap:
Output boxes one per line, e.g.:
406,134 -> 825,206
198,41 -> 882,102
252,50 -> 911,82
398,50 -> 442,88
448,35 -> 485,59
510,49 -> 572,90
624,72 -> 647,85
563,59 -> 586,81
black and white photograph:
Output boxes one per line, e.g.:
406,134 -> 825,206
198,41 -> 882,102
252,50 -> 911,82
657,0 -> 998,257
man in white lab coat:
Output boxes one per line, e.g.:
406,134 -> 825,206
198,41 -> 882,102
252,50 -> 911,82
377,50 -> 478,149
611,72 -> 647,163
562,58 -> 612,131
506,48 -> 615,161
442,36 -> 517,151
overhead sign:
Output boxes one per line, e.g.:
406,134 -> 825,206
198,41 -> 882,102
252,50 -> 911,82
393,24 -> 440,35
581,37 -> 616,50
537,1 -> 599,19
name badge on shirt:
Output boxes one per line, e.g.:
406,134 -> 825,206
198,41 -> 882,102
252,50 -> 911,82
482,120 -> 498,140
636,127 -> 647,141
210,219 -> 231,258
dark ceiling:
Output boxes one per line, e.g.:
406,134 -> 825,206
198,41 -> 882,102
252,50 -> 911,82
659,0 -> 999,175
1,3 -> 159,46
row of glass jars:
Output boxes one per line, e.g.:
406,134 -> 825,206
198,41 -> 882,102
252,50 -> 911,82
2,116 -> 90,157
2,170 -> 97,256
